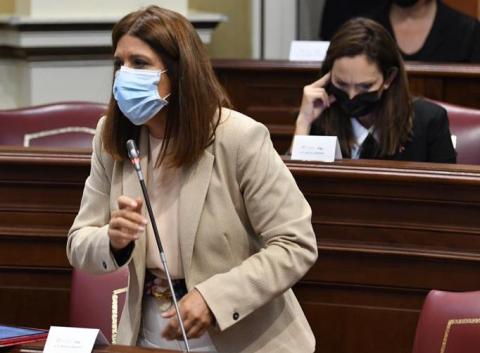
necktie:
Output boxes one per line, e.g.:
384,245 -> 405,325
359,133 -> 379,159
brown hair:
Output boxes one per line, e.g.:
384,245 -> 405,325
102,6 -> 230,167
318,17 -> 412,158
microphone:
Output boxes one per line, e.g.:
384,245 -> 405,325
126,139 -> 191,352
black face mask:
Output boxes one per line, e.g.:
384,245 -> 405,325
392,0 -> 419,8
327,83 -> 382,117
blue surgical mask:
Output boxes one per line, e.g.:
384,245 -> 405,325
113,66 -> 170,126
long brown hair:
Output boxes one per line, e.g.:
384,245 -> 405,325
318,18 -> 412,158
102,6 -> 230,167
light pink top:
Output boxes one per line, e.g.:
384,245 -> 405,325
145,134 -> 183,280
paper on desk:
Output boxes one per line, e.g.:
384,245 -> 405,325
44,326 -> 108,353
289,41 -> 330,61
291,135 -> 342,162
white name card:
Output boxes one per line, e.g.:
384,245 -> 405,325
44,326 -> 108,353
291,135 -> 342,162
289,41 -> 330,61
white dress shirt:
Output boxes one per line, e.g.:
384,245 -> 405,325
350,118 -> 379,159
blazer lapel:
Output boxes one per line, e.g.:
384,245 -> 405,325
179,150 -> 214,282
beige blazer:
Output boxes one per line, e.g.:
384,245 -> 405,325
67,108 -> 318,353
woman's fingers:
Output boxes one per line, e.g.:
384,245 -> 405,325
295,71 -> 335,133
184,315 -> 210,339
161,289 -> 213,340
312,88 -> 331,108
329,94 -> 337,105
110,213 -> 145,234
162,314 -> 179,340
118,195 -> 143,212
108,195 -> 147,250
300,87 -> 330,116
108,228 -> 137,249
296,72 -> 334,128
112,209 -> 147,227
108,219 -> 142,250
311,71 -> 331,88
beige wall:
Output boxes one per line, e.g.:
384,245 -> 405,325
5,0 -> 187,17
190,0 -> 252,59
0,0 -> 15,14
0,0 -> 250,57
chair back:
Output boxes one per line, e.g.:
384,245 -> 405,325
0,101 -> 106,148
411,290 -> 480,353
431,100 -> 480,165
69,268 -> 129,343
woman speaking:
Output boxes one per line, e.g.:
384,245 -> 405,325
67,5 -> 317,353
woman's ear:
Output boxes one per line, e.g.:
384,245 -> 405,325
383,67 -> 399,90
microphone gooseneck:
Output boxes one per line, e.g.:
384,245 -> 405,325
126,139 -> 191,352
126,139 -> 139,159
126,139 -> 143,178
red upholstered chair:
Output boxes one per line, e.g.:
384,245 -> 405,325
430,100 -> 480,165
411,290 -> 480,353
0,101 -> 106,148
69,268 -> 129,343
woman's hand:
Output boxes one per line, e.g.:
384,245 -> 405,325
161,289 -> 214,340
295,72 -> 336,135
108,195 -> 147,251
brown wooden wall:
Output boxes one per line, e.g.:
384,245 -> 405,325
2,148 -> 480,353
0,148 -> 89,328
444,0 -> 480,18
212,60 -> 480,153
289,159 -> 480,353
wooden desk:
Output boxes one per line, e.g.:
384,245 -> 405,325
287,158 -> 480,353
0,147 -> 89,328
6,341 -> 179,353
2,147 -> 480,353
213,60 -> 480,153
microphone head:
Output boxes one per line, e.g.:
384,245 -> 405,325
126,139 -> 139,160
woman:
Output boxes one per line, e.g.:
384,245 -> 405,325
295,17 -> 456,162
67,6 -> 317,353
371,0 -> 480,62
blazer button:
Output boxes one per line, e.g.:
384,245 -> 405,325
233,312 -> 239,321
102,261 -> 107,269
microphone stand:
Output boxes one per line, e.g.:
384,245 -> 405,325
126,139 -> 191,352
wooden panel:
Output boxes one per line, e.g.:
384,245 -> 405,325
0,267 -> 70,328
213,60 -> 314,153
0,147 -> 90,328
295,282 -> 423,353
444,0 -> 480,18
3,149 -> 480,352
213,61 -> 480,113
288,159 -> 480,353
213,60 -> 480,154
7,341 -> 180,353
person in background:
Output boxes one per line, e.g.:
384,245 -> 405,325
371,0 -> 480,62
67,5 -> 317,353
319,0 -> 385,40
294,18 -> 456,163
